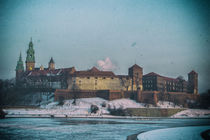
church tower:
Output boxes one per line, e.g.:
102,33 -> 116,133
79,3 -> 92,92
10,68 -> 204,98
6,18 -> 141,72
128,64 -> 143,91
188,70 -> 198,94
48,57 -> 55,70
25,38 -> 35,71
16,52 -> 24,82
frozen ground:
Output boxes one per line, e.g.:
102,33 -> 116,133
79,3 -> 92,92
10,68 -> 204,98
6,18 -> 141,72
3,98 -> 210,118
156,101 -> 182,108
137,126 -> 210,140
171,109 -> 210,118
4,98 -> 146,116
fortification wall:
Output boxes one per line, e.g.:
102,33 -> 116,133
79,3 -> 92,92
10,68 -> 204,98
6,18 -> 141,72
54,89 -> 199,107
124,108 -> 185,117
157,92 -> 200,107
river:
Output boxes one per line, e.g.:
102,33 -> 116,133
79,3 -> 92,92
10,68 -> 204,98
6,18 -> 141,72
0,118 -> 209,140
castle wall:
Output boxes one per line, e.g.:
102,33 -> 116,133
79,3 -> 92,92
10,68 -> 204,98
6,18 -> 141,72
54,89 -> 199,108
54,89 -> 134,101
158,92 -> 200,107
67,76 -> 133,91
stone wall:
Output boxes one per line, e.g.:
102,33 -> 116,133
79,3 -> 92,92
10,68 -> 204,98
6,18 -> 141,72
140,91 -> 159,105
124,108 -> 185,117
54,89 -> 133,101
54,89 -> 199,107
157,92 -> 200,107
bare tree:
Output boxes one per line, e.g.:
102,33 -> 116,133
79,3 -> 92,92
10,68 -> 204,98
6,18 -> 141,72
121,77 -> 130,91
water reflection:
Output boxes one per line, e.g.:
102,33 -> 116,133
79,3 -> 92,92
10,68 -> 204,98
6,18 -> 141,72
0,118 -> 209,140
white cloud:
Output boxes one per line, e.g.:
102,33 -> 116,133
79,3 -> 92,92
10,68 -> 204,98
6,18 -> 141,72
97,57 -> 116,71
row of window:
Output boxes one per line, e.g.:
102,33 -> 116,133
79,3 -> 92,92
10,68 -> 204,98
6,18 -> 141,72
74,80 -> 98,86
86,77 -> 114,79
143,80 -> 154,83
144,84 -> 153,88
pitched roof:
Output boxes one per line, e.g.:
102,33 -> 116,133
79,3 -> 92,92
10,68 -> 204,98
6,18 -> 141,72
24,67 -> 75,77
130,64 -> 142,69
143,72 -> 181,81
71,67 -> 116,77
188,70 -> 197,75
143,72 -> 161,77
89,67 -> 99,72
49,57 -> 54,63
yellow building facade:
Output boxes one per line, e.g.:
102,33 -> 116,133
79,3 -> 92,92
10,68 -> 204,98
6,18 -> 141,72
67,65 -> 143,91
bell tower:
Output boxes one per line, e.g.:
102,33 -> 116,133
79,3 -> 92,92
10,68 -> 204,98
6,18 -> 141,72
128,64 -> 143,91
188,70 -> 198,94
26,38 -> 35,71
16,52 -> 24,82
48,57 -> 55,70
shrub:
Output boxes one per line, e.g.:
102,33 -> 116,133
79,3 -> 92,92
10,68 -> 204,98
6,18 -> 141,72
90,105 -> 99,113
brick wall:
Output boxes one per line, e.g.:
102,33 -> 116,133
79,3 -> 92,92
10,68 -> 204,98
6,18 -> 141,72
54,89 -> 199,107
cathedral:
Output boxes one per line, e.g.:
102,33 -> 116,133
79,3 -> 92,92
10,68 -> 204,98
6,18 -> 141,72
16,39 -> 198,100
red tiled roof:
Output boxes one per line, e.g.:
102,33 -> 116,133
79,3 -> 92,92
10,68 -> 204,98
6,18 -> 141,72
143,72 -> 161,77
129,64 -> 142,69
188,70 -> 197,75
143,72 -> 180,81
71,67 -> 116,77
24,67 -> 75,77
89,67 -> 100,72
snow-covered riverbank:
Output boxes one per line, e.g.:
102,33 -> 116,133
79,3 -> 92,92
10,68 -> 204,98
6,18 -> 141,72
3,98 -> 210,118
137,126 -> 210,140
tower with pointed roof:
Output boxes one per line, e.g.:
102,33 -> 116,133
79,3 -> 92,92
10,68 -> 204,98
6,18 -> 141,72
25,38 -> 35,71
48,57 -> 55,70
188,70 -> 198,94
128,64 -> 143,91
16,52 -> 24,82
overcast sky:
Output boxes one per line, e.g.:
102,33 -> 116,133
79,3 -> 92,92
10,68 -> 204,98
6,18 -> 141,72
0,0 -> 209,93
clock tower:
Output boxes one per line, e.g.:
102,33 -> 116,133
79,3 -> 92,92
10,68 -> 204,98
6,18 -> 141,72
26,38 -> 35,71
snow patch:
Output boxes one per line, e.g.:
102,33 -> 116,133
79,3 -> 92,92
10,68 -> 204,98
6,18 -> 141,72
157,101 -> 182,108
171,109 -> 210,118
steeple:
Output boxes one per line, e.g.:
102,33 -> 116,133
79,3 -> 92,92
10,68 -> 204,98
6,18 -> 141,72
16,52 -> 24,83
26,38 -> 35,71
16,52 -> 24,71
48,57 -> 55,70
49,57 -> 54,64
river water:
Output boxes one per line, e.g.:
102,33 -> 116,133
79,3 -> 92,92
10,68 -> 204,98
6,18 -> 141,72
0,118 -> 209,140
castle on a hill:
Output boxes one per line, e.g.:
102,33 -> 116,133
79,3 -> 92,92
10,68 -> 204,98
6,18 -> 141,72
16,39 -> 198,104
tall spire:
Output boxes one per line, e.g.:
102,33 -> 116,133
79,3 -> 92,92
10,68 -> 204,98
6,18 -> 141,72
19,52 -> 22,61
26,38 -> 35,71
16,52 -> 24,71
49,57 -> 55,64
48,57 -> 55,70
26,38 -> 35,62
29,37 -> 33,48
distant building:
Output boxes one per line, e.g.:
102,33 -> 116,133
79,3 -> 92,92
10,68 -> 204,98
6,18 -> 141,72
188,71 -> 198,94
67,65 -> 142,91
16,38 -> 198,95
15,39 -> 75,89
143,72 -> 188,93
